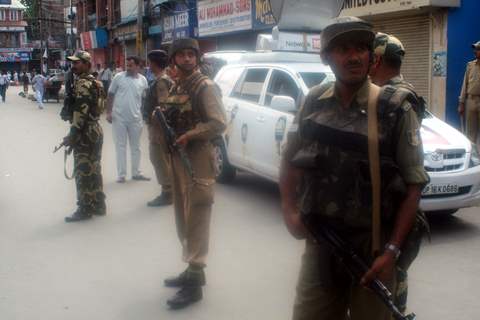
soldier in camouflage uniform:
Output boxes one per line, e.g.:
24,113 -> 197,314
64,51 -> 106,222
279,17 -> 429,320
144,50 -> 174,206
156,38 -> 226,309
370,32 -> 426,313
459,41 -> 480,143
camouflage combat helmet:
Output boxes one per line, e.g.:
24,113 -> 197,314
168,38 -> 200,61
147,49 -> 169,68
374,32 -> 405,61
321,16 -> 375,52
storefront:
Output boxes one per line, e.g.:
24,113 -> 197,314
111,22 -> 137,69
341,0 -> 460,120
0,48 -> 31,71
80,28 -> 109,68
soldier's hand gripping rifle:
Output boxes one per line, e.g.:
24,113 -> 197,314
153,108 -> 194,178
301,215 -> 416,320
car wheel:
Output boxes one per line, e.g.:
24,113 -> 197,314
213,139 -> 236,183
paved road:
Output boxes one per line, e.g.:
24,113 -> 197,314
1,87 -> 479,320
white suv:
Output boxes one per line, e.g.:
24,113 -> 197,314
212,52 -> 480,215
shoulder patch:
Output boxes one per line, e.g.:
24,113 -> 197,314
401,102 -> 412,112
407,128 -> 421,146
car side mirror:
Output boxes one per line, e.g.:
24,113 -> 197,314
271,95 -> 296,113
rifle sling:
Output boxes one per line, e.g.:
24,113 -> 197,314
367,83 -> 382,255
64,147 -> 75,180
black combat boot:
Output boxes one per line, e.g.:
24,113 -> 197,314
167,286 -> 203,309
147,192 -> 172,207
164,265 -> 206,288
65,209 -> 92,223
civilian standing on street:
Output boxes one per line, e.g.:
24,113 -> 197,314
31,70 -> 46,109
0,71 -> 9,102
99,63 -> 113,93
144,50 -> 173,206
159,38 -> 226,309
459,41 -> 480,144
106,56 -> 150,183
21,72 -> 29,95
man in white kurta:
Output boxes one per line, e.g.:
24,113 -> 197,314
106,56 -> 150,183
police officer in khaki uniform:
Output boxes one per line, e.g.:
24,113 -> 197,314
459,41 -> 480,143
144,50 -> 173,206
279,17 -> 429,320
156,38 -> 226,309
370,32 -> 424,314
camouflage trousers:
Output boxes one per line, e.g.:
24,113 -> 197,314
73,123 -> 106,214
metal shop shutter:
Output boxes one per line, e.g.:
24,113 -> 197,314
369,15 -> 432,103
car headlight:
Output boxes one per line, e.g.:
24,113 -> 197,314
469,144 -> 480,168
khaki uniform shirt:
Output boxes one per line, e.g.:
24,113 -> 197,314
459,59 -> 480,103
284,79 -> 429,186
147,73 -> 173,143
177,71 -> 227,142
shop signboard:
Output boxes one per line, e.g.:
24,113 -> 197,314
0,51 -> 30,62
197,0 -> 252,37
341,0 -> 459,17
253,0 -> 275,30
161,2 -> 195,43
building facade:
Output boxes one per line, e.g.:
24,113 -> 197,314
0,0 -> 30,71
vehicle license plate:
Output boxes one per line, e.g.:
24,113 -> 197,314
422,184 -> 459,196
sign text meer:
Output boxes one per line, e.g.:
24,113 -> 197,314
198,0 -> 252,37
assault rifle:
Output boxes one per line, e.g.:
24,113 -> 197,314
301,215 -> 416,320
60,69 -> 75,122
53,141 -> 66,153
153,108 -> 194,178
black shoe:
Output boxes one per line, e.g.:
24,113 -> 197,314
91,207 -> 106,216
167,286 -> 203,310
147,192 -> 172,207
132,174 -> 151,181
65,210 -> 92,223
164,268 -> 206,288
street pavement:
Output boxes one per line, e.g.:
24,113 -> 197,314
1,86 -> 480,320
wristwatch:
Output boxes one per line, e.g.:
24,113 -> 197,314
384,243 -> 401,260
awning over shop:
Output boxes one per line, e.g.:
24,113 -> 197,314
80,28 -> 108,50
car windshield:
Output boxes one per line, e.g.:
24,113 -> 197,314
300,72 -> 335,88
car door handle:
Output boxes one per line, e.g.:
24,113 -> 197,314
256,116 -> 265,123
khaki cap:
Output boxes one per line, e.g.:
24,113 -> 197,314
67,50 -> 92,63
321,16 -> 375,52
